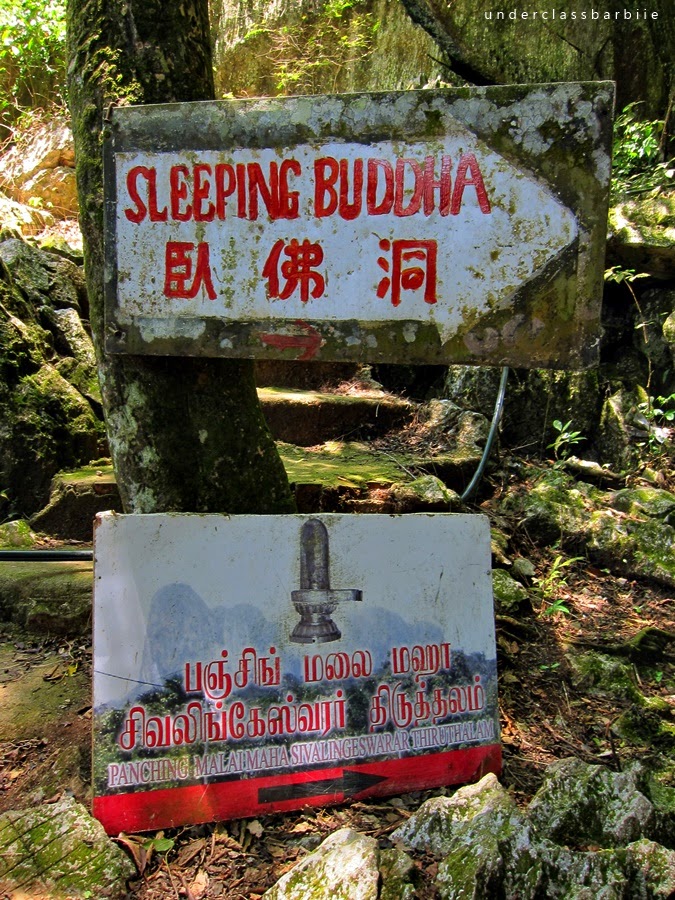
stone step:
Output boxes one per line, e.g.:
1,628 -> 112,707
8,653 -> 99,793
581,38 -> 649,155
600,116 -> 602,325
27,438 -> 482,541
257,387 -> 416,445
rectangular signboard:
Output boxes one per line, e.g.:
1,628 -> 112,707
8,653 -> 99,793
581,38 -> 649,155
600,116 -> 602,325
103,82 -> 613,368
92,512 -> 500,834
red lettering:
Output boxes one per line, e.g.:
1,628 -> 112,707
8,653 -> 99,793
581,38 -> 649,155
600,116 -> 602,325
248,161 -> 279,220
423,155 -> 452,216
279,159 -> 301,219
124,166 -> 167,223
124,166 -> 148,224
339,158 -> 363,220
164,241 -> 216,300
192,242 -> 217,300
394,159 -> 423,217
193,163 -> 215,221
451,152 -> 491,214
236,163 -> 247,218
215,163 -> 236,219
170,165 -> 192,221
314,157 -> 339,217
366,159 -> 394,215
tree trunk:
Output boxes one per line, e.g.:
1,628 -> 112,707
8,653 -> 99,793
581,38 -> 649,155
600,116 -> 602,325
66,0 -> 295,513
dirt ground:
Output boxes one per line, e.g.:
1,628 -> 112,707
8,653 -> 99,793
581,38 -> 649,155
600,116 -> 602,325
1,454 -> 674,900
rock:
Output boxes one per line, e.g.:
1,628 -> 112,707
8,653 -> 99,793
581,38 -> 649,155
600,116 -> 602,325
0,519 -> 36,549
0,189 -> 55,236
625,839 -> 675,898
609,486 -> 675,521
0,795 -> 134,898
664,311 -> 675,366
0,237 -> 104,516
503,468 -> 675,588
608,193 -> 675,280
527,758 -> 655,848
30,466 -> 122,542
0,238 -> 87,314
568,652 -> 643,703
378,848 -> 417,900
0,558 -> 93,633
491,568 -> 529,613
391,763 -> 675,898
389,475 -> 460,512
392,773 -> 514,858
0,117 -> 78,219
597,386 -> 651,471
262,828 -> 380,899
511,557 -> 536,582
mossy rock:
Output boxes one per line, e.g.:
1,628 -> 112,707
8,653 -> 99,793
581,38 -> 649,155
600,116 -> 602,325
568,652 -> 643,703
610,487 -> 675,521
492,568 -> 529,613
613,705 -> 675,751
0,519 -> 37,549
528,758 -> 655,849
263,828 -> 380,899
608,193 -> 675,280
0,560 -> 93,633
0,795 -> 134,897
597,386 -> 650,472
258,387 -> 415,446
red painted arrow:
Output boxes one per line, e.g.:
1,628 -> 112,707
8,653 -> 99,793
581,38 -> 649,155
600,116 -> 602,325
259,320 -> 323,360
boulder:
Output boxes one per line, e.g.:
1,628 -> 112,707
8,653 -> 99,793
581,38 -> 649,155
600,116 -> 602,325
527,758 -> 655,848
262,828 -> 381,899
492,568 -> 529,613
503,468 -> 675,588
389,763 -> 675,898
0,795 -> 134,898
0,117 -> 78,219
0,237 -> 104,516
608,193 -> 675,281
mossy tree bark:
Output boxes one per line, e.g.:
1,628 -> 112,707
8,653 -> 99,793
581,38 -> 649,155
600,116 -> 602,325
66,0 -> 295,513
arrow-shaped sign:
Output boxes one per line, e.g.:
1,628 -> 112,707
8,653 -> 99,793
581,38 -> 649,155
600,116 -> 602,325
258,769 -> 387,804
259,320 -> 323,360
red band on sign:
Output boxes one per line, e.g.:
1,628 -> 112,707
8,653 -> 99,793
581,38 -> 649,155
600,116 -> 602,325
93,743 -> 501,835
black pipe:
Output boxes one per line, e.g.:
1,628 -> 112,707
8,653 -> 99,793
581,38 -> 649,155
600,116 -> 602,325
0,549 -> 93,561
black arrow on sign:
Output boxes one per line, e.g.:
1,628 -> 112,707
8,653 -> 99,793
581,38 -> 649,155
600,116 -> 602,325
258,769 -> 387,804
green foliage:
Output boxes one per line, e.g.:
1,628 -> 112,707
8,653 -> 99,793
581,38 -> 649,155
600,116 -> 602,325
611,103 -> 674,198
0,0 -> 66,134
637,391 -> 675,455
534,554 -> 583,616
547,419 -> 585,460
603,265 -> 650,288
244,0 -> 375,96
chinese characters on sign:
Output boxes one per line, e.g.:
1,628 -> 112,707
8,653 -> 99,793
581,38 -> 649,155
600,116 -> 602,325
104,84 -> 613,366
92,513 -> 500,834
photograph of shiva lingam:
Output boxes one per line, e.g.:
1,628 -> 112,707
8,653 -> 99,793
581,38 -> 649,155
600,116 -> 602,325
289,518 -> 363,644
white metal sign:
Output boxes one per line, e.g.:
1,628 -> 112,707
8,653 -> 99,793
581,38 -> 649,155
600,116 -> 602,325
104,83 -> 613,367
92,512 -> 500,834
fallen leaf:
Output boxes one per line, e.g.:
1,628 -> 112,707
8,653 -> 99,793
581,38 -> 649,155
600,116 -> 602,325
189,869 -> 209,900
247,819 -> 264,838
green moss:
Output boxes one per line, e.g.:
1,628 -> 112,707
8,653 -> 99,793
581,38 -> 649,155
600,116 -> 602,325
614,705 -> 675,749
0,519 -> 36,549
568,652 -> 643,703
492,568 -> 529,612
278,441 -> 411,487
